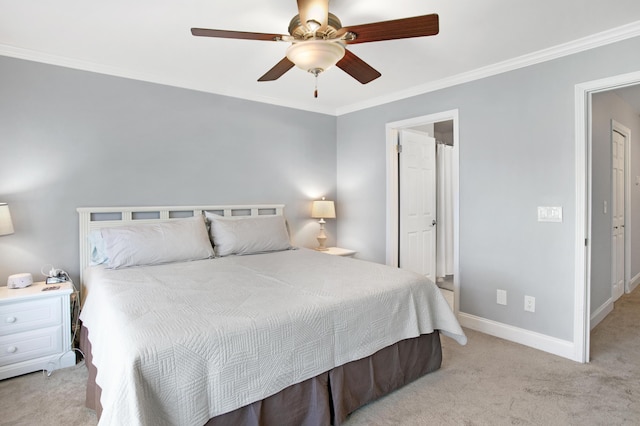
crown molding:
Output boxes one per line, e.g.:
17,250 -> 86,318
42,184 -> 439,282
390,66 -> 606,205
335,20 -> 640,116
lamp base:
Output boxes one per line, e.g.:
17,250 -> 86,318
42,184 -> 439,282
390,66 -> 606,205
315,228 -> 328,251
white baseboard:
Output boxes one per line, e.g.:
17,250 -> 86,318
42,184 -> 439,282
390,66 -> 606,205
458,312 -> 578,361
630,272 -> 640,293
590,298 -> 613,330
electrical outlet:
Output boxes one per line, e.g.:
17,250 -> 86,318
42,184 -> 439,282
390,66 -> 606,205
524,295 -> 535,312
497,289 -> 507,305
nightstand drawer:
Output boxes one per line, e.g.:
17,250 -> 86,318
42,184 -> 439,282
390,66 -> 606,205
0,326 -> 63,366
0,298 -> 62,335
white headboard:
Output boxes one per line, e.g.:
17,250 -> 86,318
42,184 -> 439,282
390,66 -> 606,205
76,204 -> 285,285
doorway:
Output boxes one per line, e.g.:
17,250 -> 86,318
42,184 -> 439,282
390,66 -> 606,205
575,72 -> 640,363
386,110 -> 460,312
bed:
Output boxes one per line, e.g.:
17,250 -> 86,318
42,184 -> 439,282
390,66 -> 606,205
77,204 -> 466,426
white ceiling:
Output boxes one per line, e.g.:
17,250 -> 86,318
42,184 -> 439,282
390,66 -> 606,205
2,1 -> 640,115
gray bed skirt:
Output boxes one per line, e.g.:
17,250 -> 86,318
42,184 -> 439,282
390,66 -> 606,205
80,325 -> 442,425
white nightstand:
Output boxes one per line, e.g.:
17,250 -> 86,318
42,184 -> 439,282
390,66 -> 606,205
0,281 -> 76,380
320,247 -> 357,257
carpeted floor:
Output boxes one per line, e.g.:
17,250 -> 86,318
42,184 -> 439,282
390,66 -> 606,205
1,287 -> 639,425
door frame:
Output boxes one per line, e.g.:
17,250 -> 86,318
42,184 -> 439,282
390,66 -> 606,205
386,109 -> 460,311
575,70 -> 640,363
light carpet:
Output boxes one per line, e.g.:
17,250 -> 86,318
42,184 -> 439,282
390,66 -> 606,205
1,287 -> 639,425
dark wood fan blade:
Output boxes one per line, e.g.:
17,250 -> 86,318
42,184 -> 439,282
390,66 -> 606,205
343,14 -> 439,44
191,28 -> 282,41
258,57 -> 295,82
336,50 -> 381,84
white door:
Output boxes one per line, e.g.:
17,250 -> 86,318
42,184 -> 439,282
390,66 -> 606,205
399,129 -> 437,281
612,128 -> 626,301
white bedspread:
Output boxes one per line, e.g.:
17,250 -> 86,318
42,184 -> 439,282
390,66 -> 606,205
80,248 -> 466,426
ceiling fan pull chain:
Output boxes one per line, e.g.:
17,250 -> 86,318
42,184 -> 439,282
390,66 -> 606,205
314,72 -> 319,98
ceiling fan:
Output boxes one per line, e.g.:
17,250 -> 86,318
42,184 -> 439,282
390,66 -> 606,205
191,0 -> 439,97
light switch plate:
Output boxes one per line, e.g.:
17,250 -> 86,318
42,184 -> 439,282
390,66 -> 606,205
537,206 -> 563,222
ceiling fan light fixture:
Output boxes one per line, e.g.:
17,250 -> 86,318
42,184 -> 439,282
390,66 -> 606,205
286,40 -> 345,74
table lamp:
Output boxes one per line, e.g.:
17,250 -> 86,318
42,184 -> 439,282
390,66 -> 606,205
311,197 -> 335,251
0,203 -> 30,288
0,203 -> 14,236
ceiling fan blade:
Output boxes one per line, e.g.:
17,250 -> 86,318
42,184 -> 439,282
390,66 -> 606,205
191,28 -> 283,41
343,14 -> 439,44
297,0 -> 329,29
336,50 -> 381,84
258,57 -> 295,82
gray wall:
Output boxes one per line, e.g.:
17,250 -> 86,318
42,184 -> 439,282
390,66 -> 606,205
337,36 -> 640,341
0,56 -> 337,284
591,90 -> 640,312
3,35 -> 640,345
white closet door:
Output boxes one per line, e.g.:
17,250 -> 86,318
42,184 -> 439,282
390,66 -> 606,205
399,130 -> 436,281
612,129 -> 625,301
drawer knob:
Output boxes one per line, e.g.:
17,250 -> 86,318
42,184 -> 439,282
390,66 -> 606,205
7,346 -> 17,354
5,316 -> 16,324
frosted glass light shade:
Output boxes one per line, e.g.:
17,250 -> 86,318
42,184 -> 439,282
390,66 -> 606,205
311,199 -> 336,219
286,40 -> 345,73
0,203 -> 15,236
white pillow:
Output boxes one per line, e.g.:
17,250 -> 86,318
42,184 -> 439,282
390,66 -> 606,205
204,212 -> 292,257
100,215 -> 214,269
88,230 -> 109,265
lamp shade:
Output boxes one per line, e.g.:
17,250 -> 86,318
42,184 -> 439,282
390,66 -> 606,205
286,40 -> 345,73
0,203 -> 15,236
311,198 -> 336,219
